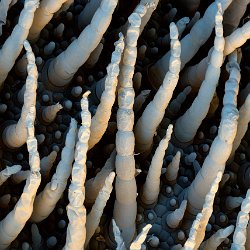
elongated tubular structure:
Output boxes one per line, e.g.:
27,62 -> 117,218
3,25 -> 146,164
41,103 -> 63,124
112,219 -> 152,250
120,0 -> 159,36
147,0 -> 232,90
141,124 -> 173,205
43,0 -> 118,90
134,22 -> 180,156
185,50 -> 239,216
31,224 -> 42,250
63,91 -> 91,250
165,151 -> 181,184
0,0 -> 38,88
231,189 -> 250,249
246,219 -> 250,249
166,200 -> 187,229
183,172 -> 223,250
160,17 -> 189,48
78,0 -> 102,29
180,20 -> 250,92
173,5 -> 226,146
40,151 -> 57,179
229,93 -> 250,162
223,0 -> 250,36
88,34 -> 124,150
113,4 -> 147,246
0,0 -> 17,36
30,118 -> 77,222
28,0 -> 68,42
2,40 -> 38,149
200,225 -> 234,250
85,150 -> 115,205
0,165 -> 22,186
0,107 -> 41,249
129,224 -> 152,250
85,172 -> 115,247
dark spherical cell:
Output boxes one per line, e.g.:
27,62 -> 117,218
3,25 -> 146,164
57,219 -> 67,229
4,92 -> 11,100
46,234 -> 58,248
76,75 -> 83,84
150,47 -> 159,57
216,213 -> 228,227
234,152 -> 246,165
209,214 -> 215,224
178,176 -> 190,188
0,103 -> 8,114
16,153 -> 24,161
41,94 -> 50,103
63,100 -> 72,111
54,131 -> 62,143
51,144 -> 60,153
66,12 -> 73,21
57,207 -> 64,216
88,75 -> 94,83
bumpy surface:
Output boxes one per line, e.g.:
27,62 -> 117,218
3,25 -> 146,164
0,0 -> 250,249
